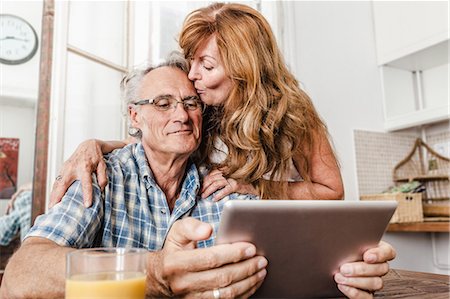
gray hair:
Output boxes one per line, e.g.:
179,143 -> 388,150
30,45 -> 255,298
122,51 -> 190,138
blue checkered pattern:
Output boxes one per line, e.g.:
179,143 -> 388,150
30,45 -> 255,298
27,143 -> 256,250
0,190 -> 32,246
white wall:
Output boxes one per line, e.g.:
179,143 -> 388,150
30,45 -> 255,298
290,1 -> 385,201
0,1 -> 41,194
289,1 -> 449,275
1,1 -> 42,101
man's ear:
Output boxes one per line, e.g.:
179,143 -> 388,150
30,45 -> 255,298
128,105 -> 140,127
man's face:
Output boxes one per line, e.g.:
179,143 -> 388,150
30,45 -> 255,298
130,67 -> 202,160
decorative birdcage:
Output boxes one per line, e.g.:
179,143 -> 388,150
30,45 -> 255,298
392,138 -> 450,218
393,138 -> 450,201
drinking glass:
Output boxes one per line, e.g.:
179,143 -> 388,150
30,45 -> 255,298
66,248 -> 147,299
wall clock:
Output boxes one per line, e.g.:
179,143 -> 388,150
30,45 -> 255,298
0,14 -> 39,65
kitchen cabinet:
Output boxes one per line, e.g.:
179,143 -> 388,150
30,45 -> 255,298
372,1 -> 449,131
372,1 -> 448,65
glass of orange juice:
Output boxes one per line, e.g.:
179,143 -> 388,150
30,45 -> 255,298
66,248 -> 147,299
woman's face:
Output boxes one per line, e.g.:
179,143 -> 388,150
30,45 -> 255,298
188,35 -> 233,106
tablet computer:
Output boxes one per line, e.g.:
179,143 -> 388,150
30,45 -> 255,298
215,200 -> 397,298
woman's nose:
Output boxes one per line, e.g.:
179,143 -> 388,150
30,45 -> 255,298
188,63 -> 200,81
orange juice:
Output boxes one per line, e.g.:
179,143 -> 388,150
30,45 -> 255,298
65,271 -> 145,299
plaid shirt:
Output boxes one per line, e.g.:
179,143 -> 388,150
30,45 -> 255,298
27,143 -> 256,250
0,190 -> 32,246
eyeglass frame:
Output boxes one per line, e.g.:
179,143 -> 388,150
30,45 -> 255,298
132,94 -> 206,113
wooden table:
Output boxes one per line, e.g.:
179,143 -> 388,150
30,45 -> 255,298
376,269 -> 450,298
1,268 -> 448,297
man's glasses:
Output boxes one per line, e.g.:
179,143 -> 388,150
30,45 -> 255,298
133,95 -> 205,112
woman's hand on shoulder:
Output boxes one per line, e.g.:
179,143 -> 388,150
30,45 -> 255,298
201,169 -> 258,201
49,139 -> 110,208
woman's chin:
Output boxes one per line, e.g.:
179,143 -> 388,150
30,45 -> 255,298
200,93 -> 224,106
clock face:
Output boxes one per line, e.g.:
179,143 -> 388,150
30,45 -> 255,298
0,14 -> 39,65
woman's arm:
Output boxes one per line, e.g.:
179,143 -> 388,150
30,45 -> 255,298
289,131 -> 344,200
202,131 -> 344,201
49,139 -> 132,208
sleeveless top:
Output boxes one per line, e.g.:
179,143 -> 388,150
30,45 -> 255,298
208,137 -> 302,182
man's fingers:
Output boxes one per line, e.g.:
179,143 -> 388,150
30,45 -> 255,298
199,268 -> 266,299
337,284 -> 373,299
80,172 -> 93,208
165,218 -> 213,251
335,272 -> 383,292
169,256 -> 267,295
240,278 -> 265,299
340,262 -> 389,278
363,241 -> 396,264
96,160 -> 108,191
165,242 -> 258,274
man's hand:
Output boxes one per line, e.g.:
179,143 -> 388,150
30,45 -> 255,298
148,218 -> 268,298
334,241 -> 396,299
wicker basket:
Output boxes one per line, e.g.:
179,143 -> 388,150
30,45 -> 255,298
360,193 -> 423,223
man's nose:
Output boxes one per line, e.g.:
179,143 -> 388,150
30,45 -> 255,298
172,102 -> 190,122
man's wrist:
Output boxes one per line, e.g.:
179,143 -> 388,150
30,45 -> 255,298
145,251 -> 173,298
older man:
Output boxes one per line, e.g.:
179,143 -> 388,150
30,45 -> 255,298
1,57 -> 267,298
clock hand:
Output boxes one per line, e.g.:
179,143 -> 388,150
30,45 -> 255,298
0,36 -> 30,42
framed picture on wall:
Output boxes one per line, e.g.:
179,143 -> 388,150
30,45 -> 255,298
0,138 -> 19,199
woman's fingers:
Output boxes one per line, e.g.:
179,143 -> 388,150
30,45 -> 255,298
48,139 -> 106,208
201,169 -> 258,200
49,170 -> 75,208
211,182 -> 234,201
201,171 -> 231,199
96,159 -> 108,191
80,171 -> 94,208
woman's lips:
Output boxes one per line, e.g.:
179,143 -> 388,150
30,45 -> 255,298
195,84 -> 206,94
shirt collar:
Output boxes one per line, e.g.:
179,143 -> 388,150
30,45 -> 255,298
134,143 -> 201,200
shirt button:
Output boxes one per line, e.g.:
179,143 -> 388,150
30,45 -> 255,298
160,209 -> 166,214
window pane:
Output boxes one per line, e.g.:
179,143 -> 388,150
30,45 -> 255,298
63,53 -> 124,160
68,1 -> 126,66
150,1 -> 263,62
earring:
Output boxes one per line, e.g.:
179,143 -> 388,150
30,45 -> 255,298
128,127 -> 142,138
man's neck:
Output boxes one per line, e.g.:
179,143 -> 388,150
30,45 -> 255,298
143,147 -> 190,211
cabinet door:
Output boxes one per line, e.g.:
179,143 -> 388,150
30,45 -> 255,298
381,63 -> 450,131
372,1 -> 448,65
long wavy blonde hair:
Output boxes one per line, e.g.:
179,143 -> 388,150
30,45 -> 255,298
179,3 -> 331,199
